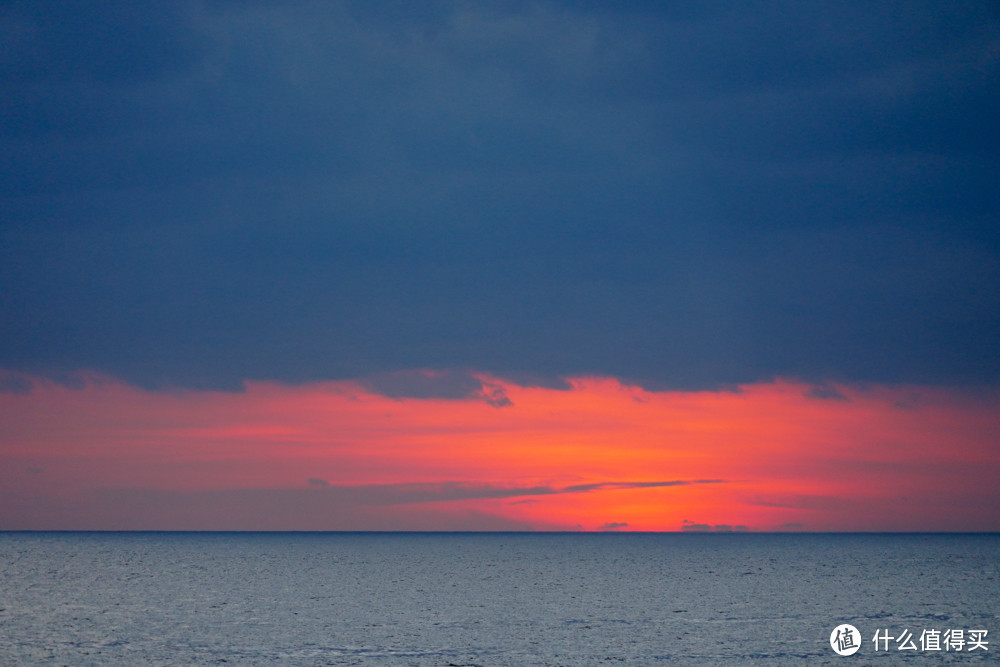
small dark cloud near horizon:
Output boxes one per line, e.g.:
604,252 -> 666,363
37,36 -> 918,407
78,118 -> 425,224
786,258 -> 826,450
778,522 -> 806,531
599,522 -> 629,531
682,521 -> 711,532
2,1 -> 998,391
682,519 -> 748,532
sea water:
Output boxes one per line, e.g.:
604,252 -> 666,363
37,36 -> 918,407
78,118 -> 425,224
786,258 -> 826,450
1,532 -> 997,665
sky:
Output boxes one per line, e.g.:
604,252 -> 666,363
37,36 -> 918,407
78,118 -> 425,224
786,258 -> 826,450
1,1 -> 999,531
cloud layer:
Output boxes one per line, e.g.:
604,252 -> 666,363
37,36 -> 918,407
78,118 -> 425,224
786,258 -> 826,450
1,1 -> 998,390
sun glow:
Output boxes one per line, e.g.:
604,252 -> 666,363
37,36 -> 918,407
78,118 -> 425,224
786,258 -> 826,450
1,372 -> 997,531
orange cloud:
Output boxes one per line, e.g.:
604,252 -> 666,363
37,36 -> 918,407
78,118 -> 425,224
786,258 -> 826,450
1,372 -> 997,531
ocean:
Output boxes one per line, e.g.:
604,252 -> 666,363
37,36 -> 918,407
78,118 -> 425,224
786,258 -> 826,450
1,532 -> 997,665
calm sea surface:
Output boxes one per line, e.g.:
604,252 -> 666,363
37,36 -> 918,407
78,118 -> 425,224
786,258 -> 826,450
1,532 -> 997,665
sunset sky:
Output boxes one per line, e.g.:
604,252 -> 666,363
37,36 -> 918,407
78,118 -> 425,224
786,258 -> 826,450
2,2 -> 998,531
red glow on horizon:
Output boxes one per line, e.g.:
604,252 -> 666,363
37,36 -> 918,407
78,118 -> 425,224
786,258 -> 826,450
1,372 -> 997,531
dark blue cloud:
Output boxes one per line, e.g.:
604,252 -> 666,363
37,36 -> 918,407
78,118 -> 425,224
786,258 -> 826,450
1,1 -> 998,390
359,369 -> 512,406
